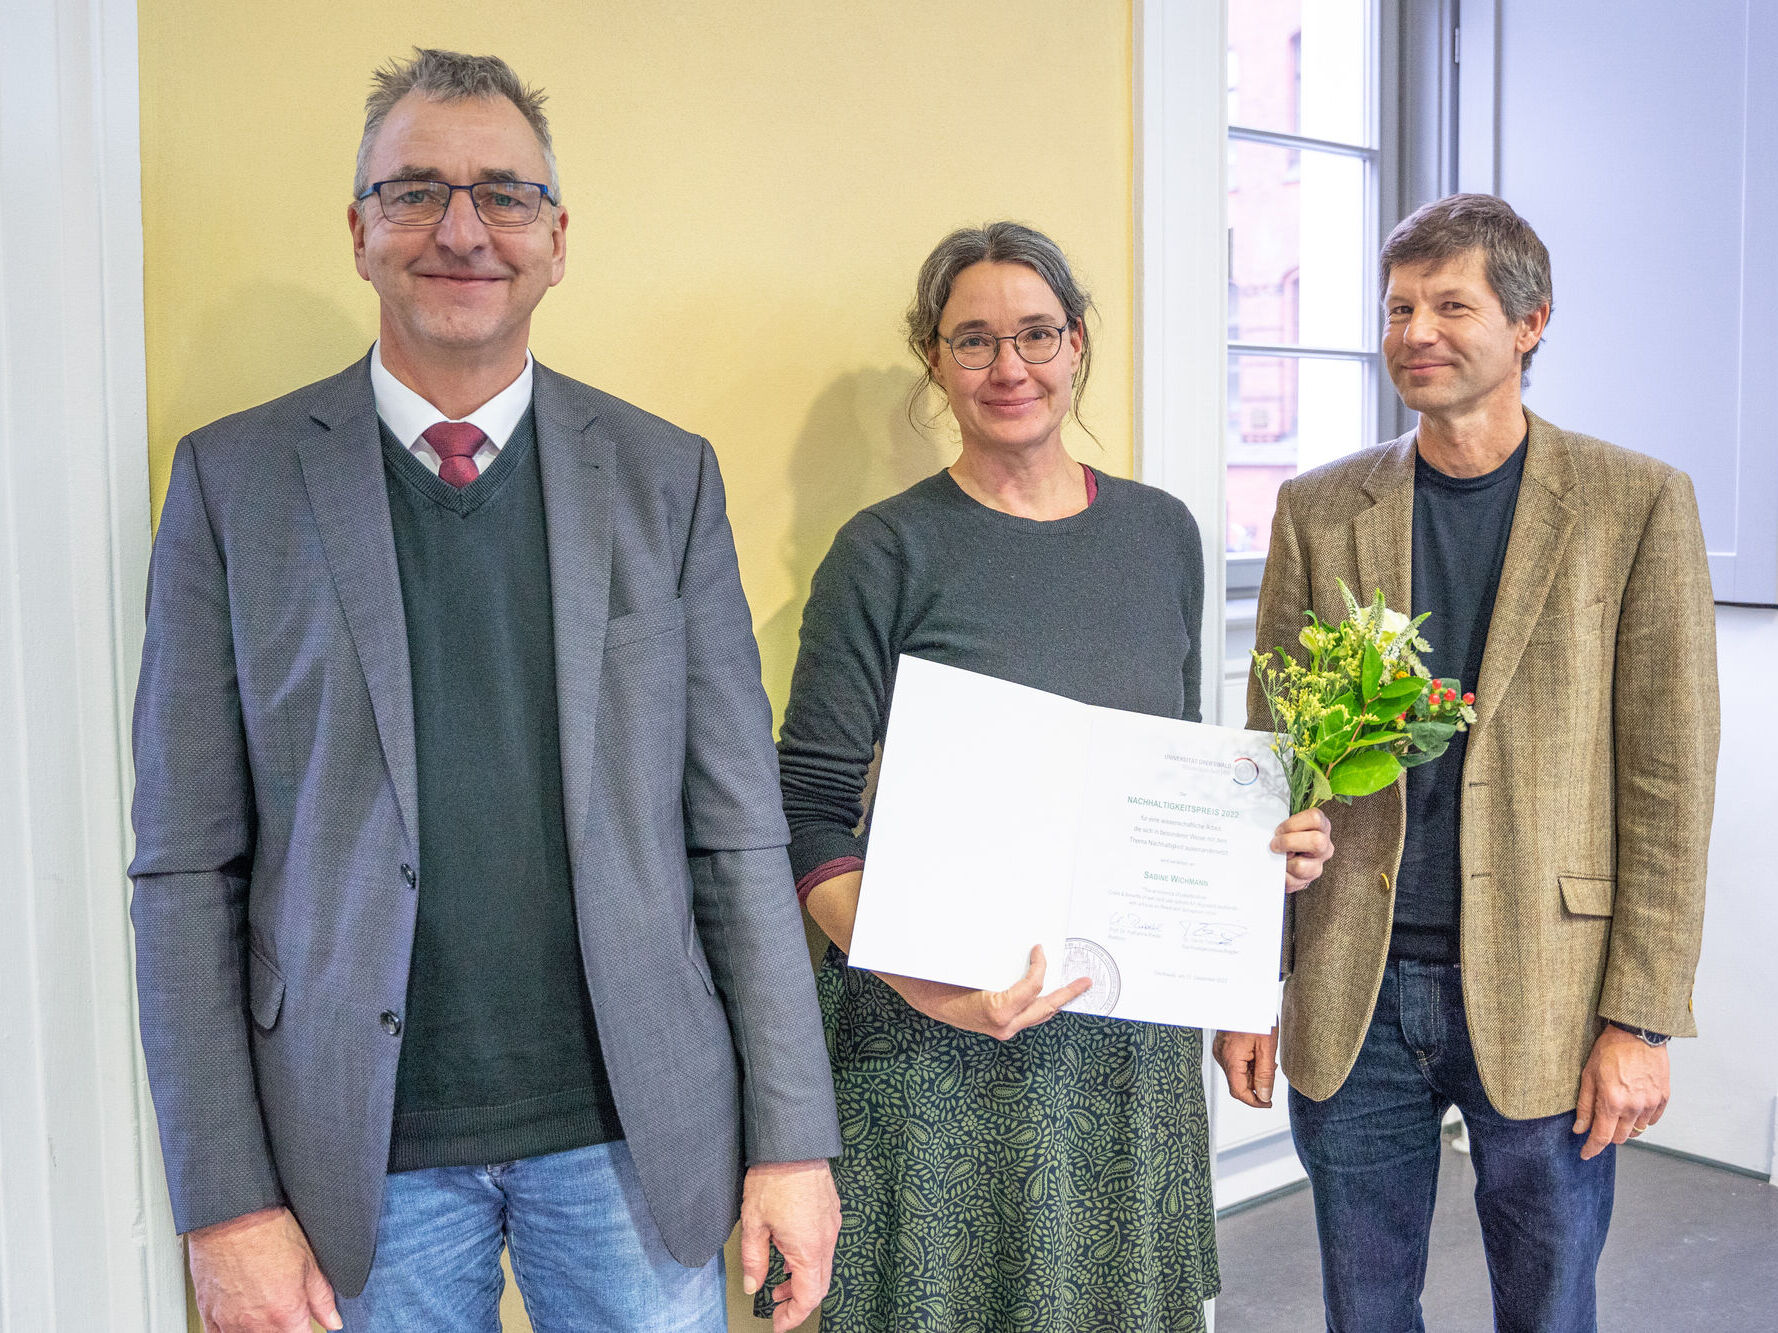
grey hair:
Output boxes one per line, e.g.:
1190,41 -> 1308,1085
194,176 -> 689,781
1380,193 -> 1553,377
353,48 -> 559,201
905,221 -> 1096,438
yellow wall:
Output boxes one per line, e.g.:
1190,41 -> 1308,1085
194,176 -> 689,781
139,3 -> 1133,1328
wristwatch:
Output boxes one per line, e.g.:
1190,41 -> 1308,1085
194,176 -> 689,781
1607,1020 -> 1670,1047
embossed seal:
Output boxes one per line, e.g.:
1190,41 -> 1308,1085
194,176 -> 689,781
1062,937 -> 1122,1016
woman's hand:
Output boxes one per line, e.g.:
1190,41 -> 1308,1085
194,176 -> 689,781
877,945 -> 1091,1041
1273,807 -> 1334,892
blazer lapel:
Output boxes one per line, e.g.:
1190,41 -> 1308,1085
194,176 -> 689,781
1470,412 -> 1578,737
533,363 -> 613,863
297,356 -> 419,846
1351,431 -> 1417,614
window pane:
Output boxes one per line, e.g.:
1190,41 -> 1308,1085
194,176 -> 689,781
1228,142 -> 1368,351
1227,0 -> 1369,145
1227,355 -> 1370,555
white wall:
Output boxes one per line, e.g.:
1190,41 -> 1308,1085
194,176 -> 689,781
1486,0 -> 1777,1176
1668,607 -> 1778,1175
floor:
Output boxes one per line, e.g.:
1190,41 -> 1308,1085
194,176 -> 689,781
1213,1142 -> 1778,1331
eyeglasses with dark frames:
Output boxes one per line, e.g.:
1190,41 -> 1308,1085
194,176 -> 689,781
357,178 -> 558,228
939,324 -> 1070,370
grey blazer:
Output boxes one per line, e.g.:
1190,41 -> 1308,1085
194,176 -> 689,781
130,355 -> 840,1297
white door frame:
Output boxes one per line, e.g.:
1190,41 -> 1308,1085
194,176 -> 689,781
1134,0 -> 1229,722
1134,2 -> 1319,1245
0,0 -> 182,1326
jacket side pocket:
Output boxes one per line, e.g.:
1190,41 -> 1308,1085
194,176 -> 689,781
247,938 -> 286,1030
1559,874 -> 1616,918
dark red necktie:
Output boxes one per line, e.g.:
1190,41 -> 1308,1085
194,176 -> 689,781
422,422 -> 488,489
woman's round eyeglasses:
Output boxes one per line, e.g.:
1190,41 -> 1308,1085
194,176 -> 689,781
940,324 -> 1070,370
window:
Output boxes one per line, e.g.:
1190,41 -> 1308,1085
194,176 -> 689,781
1225,0 -> 1384,599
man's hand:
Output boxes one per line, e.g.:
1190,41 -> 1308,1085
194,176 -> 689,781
1273,808 -> 1334,893
1573,1025 -> 1670,1161
1214,1026 -> 1280,1108
188,1206 -> 340,1333
878,945 -> 1092,1041
738,1159 -> 842,1332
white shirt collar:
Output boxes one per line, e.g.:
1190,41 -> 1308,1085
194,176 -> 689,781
370,341 -> 535,455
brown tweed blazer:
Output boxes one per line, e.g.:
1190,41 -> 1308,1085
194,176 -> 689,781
1248,410 -> 1719,1120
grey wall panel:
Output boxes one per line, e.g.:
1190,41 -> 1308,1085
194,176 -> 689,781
1491,0 -> 1775,605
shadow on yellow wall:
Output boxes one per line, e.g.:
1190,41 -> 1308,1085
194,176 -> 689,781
756,367 -> 946,714
141,4 -> 1132,1330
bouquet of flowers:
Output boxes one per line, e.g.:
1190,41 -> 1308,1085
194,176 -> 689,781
1251,581 -> 1477,813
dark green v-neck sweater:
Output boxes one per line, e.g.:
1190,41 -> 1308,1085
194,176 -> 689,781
381,411 -> 623,1171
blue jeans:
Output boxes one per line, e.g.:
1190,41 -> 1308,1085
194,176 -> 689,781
336,1139 -> 726,1332
1289,960 -> 1615,1333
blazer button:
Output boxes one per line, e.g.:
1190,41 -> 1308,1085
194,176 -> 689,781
400,863 -> 416,888
380,1011 -> 402,1036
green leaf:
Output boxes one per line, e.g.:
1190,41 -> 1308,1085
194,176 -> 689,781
1327,748 -> 1403,797
1407,720 -> 1457,749
1314,696 -> 1355,745
1315,712 -> 1361,765
1400,743 -> 1448,768
1375,677 -> 1426,707
1289,763 -> 1315,814
1361,642 -> 1383,699
1350,728 -> 1402,750
1364,679 -> 1425,723
1308,765 -> 1334,808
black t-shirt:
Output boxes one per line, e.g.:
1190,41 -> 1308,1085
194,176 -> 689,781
1390,434 -> 1527,962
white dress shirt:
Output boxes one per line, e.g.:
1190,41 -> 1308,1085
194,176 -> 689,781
369,341 -> 535,476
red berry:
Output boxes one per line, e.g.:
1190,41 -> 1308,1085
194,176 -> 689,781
1462,692 -> 1475,705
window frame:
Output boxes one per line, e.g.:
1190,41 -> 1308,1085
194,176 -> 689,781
1136,0 -> 1439,710
1224,0 -> 1394,592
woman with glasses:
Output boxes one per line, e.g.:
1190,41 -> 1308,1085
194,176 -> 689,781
767,222 -> 1325,1332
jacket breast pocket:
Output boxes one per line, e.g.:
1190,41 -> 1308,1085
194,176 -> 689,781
1559,874 -> 1615,918
1513,603 -> 1608,774
600,598 -> 688,804
1526,600 -> 1604,645
247,937 -> 286,1031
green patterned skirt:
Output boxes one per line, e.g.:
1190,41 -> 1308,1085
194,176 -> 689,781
764,945 -> 1218,1332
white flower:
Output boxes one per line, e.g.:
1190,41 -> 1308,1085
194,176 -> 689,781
1379,607 -> 1410,641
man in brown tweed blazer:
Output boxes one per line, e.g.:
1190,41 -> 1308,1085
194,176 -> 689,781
1214,195 -> 1718,1333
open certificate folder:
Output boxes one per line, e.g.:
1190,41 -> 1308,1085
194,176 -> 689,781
849,656 -> 1291,1033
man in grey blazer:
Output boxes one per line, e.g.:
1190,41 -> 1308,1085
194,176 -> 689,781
130,49 -> 840,1333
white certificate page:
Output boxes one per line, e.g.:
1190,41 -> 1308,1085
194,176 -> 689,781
849,656 -> 1289,1033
